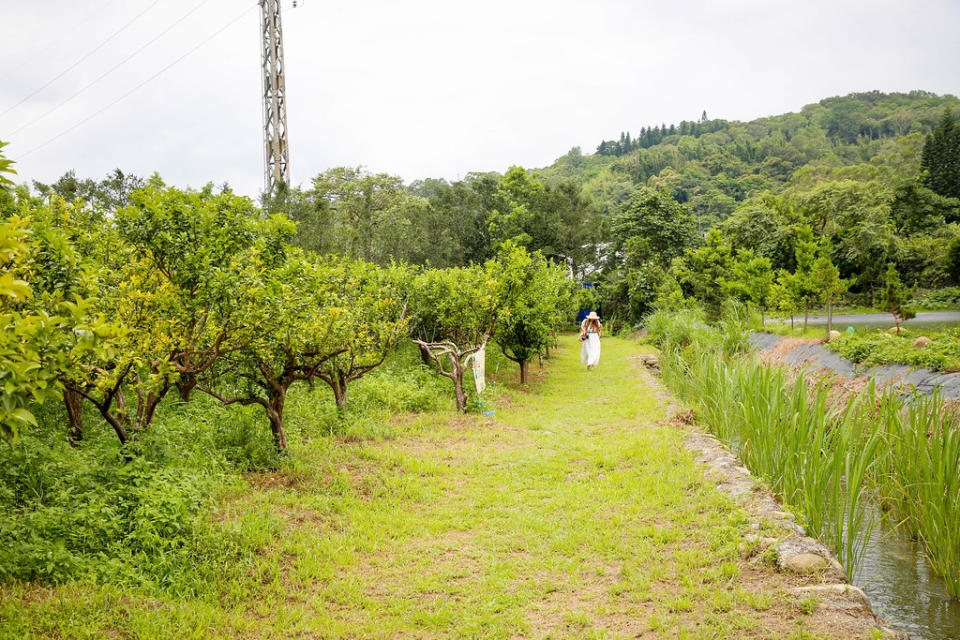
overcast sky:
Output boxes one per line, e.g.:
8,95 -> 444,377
2,0 -> 959,197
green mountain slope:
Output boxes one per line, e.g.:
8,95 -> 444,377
538,90 -> 960,225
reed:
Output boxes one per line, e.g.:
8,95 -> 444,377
648,306 -> 960,595
688,353 -> 882,578
874,391 -> 960,597
656,333 -> 960,594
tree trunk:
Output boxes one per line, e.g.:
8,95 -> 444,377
418,344 -> 433,367
519,359 -> 529,384
760,309 -> 765,327
139,390 -> 166,436
176,373 -> 196,402
332,377 -> 348,411
97,405 -> 129,445
266,388 -> 288,451
453,370 -> 467,412
64,388 -> 84,446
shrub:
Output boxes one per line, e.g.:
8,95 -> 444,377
0,431 -> 243,593
827,328 -> 960,371
912,287 -> 960,310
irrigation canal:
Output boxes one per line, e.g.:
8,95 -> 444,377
856,513 -> 960,640
750,332 -> 960,639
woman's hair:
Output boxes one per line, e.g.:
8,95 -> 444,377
584,318 -> 601,331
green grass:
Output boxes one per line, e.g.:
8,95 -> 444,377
755,323 -> 832,340
656,347 -> 884,580
0,336 -> 865,639
647,307 -> 960,600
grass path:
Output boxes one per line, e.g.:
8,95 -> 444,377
2,336 -> 879,639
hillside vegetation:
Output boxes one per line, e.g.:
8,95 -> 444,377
541,90 -> 959,223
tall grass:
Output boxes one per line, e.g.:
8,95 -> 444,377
875,391 -> 960,597
649,306 -> 960,597
659,345 -> 881,579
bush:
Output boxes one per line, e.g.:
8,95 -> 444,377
0,431 -> 243,593
827,328 -> 960,371
912,287 -> 960,311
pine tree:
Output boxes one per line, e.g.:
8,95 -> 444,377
879,263 -> 916,330
921,108 -> 960,199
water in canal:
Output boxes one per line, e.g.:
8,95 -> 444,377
854,515 -> 960,640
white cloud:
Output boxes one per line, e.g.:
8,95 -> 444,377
2,0 -> 958,198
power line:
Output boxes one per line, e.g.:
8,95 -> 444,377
17,4 -> 258,160
5,0 -> 219,138
0,0 -> 162,118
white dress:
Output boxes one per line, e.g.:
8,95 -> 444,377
580,328 -> 601,366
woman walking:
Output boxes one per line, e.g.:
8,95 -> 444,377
579,311 -> 602,370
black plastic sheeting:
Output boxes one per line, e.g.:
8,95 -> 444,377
748,333 -> 960,400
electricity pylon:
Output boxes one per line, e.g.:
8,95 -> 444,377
260,0 -> 289,195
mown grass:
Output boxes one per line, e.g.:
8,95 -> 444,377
1,337 -> 873,638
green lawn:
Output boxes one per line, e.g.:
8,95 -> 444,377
1,336 -> 876,639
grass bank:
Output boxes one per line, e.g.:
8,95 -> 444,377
0,336 -> 877,639
646,308 -> 960,601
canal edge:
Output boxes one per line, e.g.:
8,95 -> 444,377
632,354 -> 907,639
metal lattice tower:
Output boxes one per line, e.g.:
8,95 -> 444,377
260,0 -> 289,194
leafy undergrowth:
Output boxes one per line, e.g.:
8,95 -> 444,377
911,287 -> 960,311
826,327 -> 960,371
0,343 -> 455,597
1,338 -> 876,639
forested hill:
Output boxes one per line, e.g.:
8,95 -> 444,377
538,90 -> 960,224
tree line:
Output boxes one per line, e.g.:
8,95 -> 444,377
597,104 -> 960,328
0,151 -> 577,451
4,90 -> 959,447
